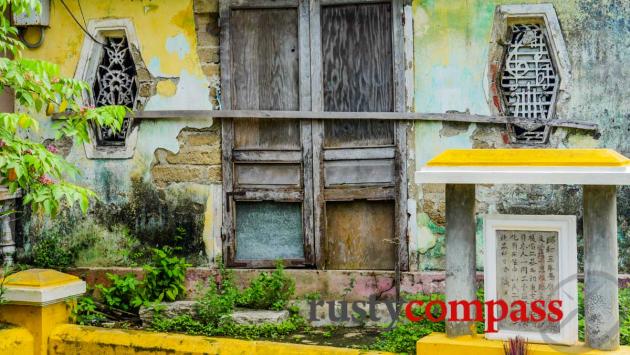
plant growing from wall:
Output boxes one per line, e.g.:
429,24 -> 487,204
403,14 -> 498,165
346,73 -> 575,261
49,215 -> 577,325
0,0 -> 126,217
142,246 -> 191,302
236,261 -> 296,311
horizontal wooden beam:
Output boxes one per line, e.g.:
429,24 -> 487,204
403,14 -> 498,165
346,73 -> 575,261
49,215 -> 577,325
131,110 -> 598,131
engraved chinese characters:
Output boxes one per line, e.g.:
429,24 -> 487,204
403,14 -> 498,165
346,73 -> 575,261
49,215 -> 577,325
496,230 -> 559,333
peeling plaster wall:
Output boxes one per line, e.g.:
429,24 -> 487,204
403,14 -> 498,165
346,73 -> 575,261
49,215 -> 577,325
16,0 -> 630,272
409,0 -> 630,272
20,0 -> 223,266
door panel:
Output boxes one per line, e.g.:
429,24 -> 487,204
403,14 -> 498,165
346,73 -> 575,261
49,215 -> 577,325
325,200 -> 396,270
323,119 -> 394,148
318,2 -> 397,270
235,163 -> 302,187
321,3 -> 393,112
324,159 -> 394,186
230,8 -> 299,110
235,118 -> 301,150
224,5 -> 312,267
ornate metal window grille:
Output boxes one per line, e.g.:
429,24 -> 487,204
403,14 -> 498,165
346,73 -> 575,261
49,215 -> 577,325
500,24 -> 559,144
92,37 -> 137,146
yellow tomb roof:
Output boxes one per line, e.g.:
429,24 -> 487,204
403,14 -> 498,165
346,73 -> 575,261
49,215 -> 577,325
1,269 -> 81,288
426,149 -> 630,167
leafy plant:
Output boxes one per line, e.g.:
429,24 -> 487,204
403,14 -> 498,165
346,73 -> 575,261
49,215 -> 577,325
237,261 -> 295,310
0,0 -> 126,217
194,260 -> 239,326
71,295 -> 106,325
96,273 -> 145,312
31,234 -> 74,268
142,246 -> 191,302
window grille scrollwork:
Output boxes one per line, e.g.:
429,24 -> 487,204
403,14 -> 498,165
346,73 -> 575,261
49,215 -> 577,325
92,37 -> 138,146
500,24 -> 559,144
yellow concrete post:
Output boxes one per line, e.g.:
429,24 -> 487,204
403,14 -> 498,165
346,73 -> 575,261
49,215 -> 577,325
0,269 -> 86,355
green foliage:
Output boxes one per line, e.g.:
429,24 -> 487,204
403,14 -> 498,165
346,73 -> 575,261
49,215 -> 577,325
92,245 -> 190,314
31,234 -> 74,268
151,313 -> 306,341
194,261 -> 239,326
237,261 -> 296,311
96,273 -> 145,313
369,290 -> 486,355
143,246 -> 191,302
150,260 -> 302,340
71,295 -> 106,325
619,287 -> 630,345
368,321 -> 433,354
0,0 -> 126,217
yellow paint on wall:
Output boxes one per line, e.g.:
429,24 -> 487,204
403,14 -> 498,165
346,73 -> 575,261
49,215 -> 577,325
156,79 -> 178,97
23,0 -> 203,79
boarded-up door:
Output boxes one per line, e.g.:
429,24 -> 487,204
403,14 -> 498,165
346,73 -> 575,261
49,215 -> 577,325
315,2 -> 401,270
221,3 -> 313,267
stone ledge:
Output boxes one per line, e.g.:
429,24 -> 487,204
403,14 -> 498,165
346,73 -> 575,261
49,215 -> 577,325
417,333 -> 630,355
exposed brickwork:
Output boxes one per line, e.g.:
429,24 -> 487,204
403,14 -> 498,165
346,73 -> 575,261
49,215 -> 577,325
193,0 -> 220,107
151,125 -> 222,188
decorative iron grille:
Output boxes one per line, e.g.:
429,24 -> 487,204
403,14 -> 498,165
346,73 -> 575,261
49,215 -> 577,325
93,37 -> 137,146
500,24 -> 559,144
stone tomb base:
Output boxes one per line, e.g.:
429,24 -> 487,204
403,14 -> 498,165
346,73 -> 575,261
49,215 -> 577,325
417,333 -> 630,355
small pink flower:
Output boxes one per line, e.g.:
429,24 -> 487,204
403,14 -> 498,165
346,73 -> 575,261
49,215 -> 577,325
51,78 -> 60,84
38,175 -> 54,185
46,144 -> 59,154
0,140 -> 5,148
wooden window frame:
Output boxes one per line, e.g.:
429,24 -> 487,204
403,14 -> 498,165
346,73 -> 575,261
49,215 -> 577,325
219,0 -> 408,270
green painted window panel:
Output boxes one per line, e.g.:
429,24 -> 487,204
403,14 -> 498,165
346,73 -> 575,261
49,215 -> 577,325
235,201 -> 304,260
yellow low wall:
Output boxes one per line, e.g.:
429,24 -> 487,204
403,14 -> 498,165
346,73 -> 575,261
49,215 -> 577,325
49,324 -> 393,355
0,326 -> 34,354
417,333 -> 630,355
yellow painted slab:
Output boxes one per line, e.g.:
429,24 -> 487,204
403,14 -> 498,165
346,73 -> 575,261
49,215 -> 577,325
417,333 -> 630,355
426,149 -> 630,167
0,327 -> 34,355
49,324 -> 394,355
1,269 -> 81,288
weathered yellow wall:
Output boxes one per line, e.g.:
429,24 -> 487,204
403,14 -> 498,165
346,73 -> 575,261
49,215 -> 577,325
48,324 -> 393,355
0,327 -> 34,355
21,0 -> 222,266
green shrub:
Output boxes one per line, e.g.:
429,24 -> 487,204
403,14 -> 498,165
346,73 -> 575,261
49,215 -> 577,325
96,273 -> 145,312
194,260 -> 239,326
31,234 -> 74,269
143,246 -> 190,302
71,295 -> 106,325
237,261 -> 295,310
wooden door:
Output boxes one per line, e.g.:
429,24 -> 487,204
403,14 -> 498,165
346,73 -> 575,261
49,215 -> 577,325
312,1 -> 407,270
220,2 -> 313,267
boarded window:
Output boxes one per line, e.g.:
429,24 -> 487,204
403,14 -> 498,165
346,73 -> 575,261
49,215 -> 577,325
322,3 -> 394,148
325,200 -> 395,270
230,8 -> 299,110
235,202 -> 304,261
